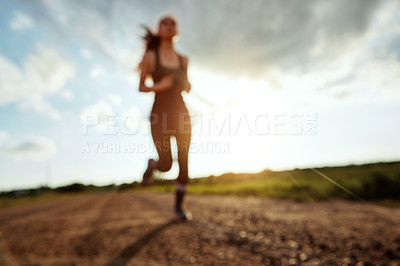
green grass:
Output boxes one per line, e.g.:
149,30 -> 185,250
0,191 -> 85,208
131,161 -> 400,203
0,184 -> 116,209
2,161 -> 400,208
134,173 -> 335,201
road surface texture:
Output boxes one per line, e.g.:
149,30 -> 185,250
0,191 -> 399,265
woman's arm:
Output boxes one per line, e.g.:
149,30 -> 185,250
182,55 -> 191,93
138,51 -> 173,93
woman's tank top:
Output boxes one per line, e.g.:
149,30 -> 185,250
151,47 -> 188,113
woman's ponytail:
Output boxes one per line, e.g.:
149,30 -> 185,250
140,24 -> 160,51
136,24 -> 160,73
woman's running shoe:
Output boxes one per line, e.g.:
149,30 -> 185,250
173,205 -> 192,221
141,159 -> 156,186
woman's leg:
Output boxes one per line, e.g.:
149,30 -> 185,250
142,111 -> 173,185
174,112 -> 192,217
176,131 -> 191,185
151,114 -> 173,172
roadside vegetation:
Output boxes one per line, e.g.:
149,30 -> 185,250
2,161 -> 400,208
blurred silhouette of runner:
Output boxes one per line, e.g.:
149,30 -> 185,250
137,14 -> 192,221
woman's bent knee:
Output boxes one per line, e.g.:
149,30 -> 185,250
177,175 -> 189,185
156,160 -> 172,171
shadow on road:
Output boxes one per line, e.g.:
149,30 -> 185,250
104,219 -> 176,266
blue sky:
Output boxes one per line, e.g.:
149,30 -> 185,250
1,0 -> 400,191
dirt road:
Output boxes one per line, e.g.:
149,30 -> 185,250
0,191 -> 399,265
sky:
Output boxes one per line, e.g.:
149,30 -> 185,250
1,0 -> 400,191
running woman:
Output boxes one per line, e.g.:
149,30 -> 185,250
137,14 -> 192,221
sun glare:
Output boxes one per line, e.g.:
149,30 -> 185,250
184,68 -> 293,172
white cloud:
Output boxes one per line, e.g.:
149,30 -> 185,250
0,131 -> 9,146
0,55 -> 26,104
9,0 -> 400,104
80,48 -> 92,59
61,89 -> 74,100
9,11 -> 34,31
80,101 -> 116,131
25,0 -> 394,85
342,57 -> 400,97
25,45 -> 75,94
311,0 -> 400,100
58,14 -> 69,27
90,64 -> 106,78
0,45 -> 75,119
3,137 -> 56,161
107,93 -> 122,106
